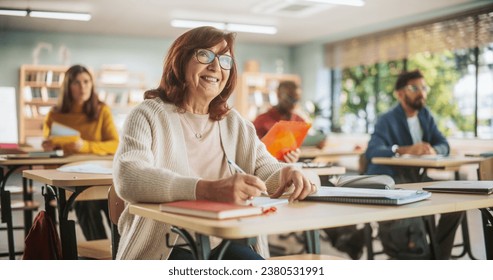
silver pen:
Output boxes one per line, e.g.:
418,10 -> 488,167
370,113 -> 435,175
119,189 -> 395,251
227,159 -> 269,196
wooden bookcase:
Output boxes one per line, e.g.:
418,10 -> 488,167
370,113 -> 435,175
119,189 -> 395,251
234,72 -> 301,121
19,65 -> 69,143
18,65 -> 147,143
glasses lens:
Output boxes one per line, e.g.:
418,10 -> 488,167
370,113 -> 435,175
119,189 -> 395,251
407,85 -> 429,93
218,55 -> 233,70
196,49 -> 215,64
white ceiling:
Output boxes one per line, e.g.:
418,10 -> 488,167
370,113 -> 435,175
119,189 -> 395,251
0,0 -> 489,45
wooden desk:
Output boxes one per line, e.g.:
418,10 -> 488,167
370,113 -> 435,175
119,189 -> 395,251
300,147 -> 363,159
372,156 -> 484,181
371,156 -> 484,169
0,154 -> 112,259
303,166 -> 346,176
23,169 -> 113,260
129,182 -> 493,260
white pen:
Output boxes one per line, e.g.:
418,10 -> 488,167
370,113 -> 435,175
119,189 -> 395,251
227,159 -> 269,196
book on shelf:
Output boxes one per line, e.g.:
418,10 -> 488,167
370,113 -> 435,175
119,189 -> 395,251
40,87 -> 49,102
159,200 -> 263,219
423,181 -> 493,195
304,187 -> 431,206
30,105 -> 39,118
23,86 -> 33,101
261,120 -> 311,160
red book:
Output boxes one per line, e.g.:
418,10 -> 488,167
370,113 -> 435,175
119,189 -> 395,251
159,200 -> 263,220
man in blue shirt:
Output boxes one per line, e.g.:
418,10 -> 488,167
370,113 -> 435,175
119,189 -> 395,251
365,70 -> 463,259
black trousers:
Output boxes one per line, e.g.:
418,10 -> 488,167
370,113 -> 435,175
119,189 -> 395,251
74,200 -> 110,240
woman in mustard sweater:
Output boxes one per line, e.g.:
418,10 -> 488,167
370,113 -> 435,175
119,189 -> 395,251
42,64 -> 119,241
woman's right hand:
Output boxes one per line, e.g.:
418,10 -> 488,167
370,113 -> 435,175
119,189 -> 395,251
41,140 -> 55,151
196,173 -> 267,205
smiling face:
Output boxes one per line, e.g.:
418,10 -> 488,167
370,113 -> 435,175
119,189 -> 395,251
183,40 -> 230,114
70,72 -> 93,105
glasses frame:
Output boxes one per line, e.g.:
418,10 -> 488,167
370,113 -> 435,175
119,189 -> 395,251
404,84 -> 430,94
194,49 -> 234,70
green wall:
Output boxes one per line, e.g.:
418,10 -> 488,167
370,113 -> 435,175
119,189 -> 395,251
0,30 -> 295,91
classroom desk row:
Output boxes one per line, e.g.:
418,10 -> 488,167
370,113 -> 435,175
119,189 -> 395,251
17,165 -> 345,260
0,154 -> 113,260
130,181 -> 493,260
2,153 -> 491,260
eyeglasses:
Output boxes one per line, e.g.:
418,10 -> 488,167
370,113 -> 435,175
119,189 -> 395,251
195,49 -> 234,70
404,84 -> 430,93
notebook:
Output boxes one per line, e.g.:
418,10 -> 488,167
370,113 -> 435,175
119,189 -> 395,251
159,197 -> 287,220
49,122 -> 81,146
159,200 -> 263,219
1,150 -> 64,159
422,181 -> 493,195
304,187 -> 431,205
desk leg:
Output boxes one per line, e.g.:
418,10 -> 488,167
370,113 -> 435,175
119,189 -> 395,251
22,177 -> 33,237
195,233 -> 211,260
56,187 -> 78,260
480,208 -> 493,260
304,230 -> 321,254
1,166 -> 21,260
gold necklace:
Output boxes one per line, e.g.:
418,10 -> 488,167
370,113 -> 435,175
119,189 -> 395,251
181,113 -> 208,139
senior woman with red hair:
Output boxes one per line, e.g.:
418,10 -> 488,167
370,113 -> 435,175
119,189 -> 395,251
113,26 -> 317,260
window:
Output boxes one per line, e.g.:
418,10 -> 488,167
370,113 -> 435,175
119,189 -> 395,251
325,7 -> 493,139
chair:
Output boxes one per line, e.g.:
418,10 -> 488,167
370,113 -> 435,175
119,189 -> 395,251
478,156 -> 493,180
108,184 -> 124,259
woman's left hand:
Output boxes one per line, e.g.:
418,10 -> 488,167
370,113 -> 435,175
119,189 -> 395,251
64,139 -> 84,153
270,166 -> 317,202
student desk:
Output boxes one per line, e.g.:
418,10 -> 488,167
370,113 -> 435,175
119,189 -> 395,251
371,156 -> 484,180
0,154 -> 112,259
300,147 -> 363,159
303,166 -> 346,176
129,182 -> 493,260
22,169 -> 113,260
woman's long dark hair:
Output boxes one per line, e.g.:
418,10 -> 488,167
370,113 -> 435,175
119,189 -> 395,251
144,26 -> 237,120
54,64 -> 102,121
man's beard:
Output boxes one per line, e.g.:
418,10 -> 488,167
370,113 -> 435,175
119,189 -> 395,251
404,95 -> 425,111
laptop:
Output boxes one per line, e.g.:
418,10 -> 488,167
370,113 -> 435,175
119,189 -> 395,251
423,181 -> 493,195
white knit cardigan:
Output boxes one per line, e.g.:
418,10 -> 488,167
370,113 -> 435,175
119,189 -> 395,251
113,98 -> 286,259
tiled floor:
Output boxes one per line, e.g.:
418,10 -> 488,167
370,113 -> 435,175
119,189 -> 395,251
0,173 -> 487,260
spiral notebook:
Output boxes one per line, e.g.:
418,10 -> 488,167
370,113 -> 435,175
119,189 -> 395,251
304,187 -> 431,205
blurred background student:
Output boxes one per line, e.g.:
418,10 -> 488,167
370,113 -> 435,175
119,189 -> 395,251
253,81 -> 326,163
42,64 -> 119,241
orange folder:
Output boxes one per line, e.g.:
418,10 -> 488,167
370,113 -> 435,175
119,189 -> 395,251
261,121 -> 311,160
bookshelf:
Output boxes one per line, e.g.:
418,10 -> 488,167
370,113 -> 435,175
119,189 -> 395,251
234,72 -> 301,121
95,66 -> 147,130
19,65 -> 69,143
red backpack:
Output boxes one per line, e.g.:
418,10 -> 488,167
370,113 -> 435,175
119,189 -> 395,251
22,211 -> 62,260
